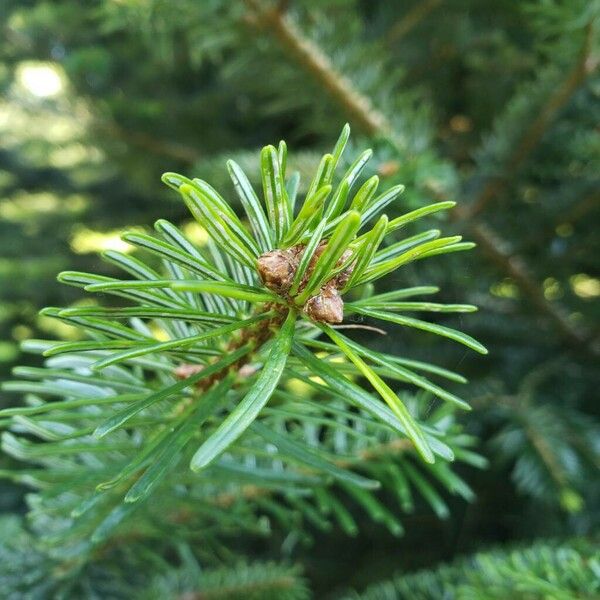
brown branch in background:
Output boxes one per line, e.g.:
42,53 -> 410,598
101,122 -> 201,164
519,190 -> 600,252
386,0 -> 443,45
244,1 -> 599,356
559,190 -> 600,226
466,24 -> 598,219
244,0 -> 391,138
464,221 -> 592,349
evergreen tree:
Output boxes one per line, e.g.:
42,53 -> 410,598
0,0 -> 598,596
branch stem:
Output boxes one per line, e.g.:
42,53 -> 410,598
386,0 -> 443,45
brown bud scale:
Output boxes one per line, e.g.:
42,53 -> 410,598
256,240 -> 355,324
257,249 -> 298,294
304,285 -> 344,324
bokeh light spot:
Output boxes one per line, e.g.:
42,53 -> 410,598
16,61 -> 65,98
570,274 -> 600,299
70,226 -> 136,254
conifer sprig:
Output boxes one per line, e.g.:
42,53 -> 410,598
1,126 -> 485,554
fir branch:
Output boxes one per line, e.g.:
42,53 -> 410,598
146,561 -> 309,600
521,414 -> 570,492
246,4 -> 597,355
466,22 -> 598,219
243,0 -> 391,137
1,127 -> 483,567
350,538 -> 600,599
476,362 -> 600,509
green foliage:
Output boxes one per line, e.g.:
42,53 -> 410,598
348,538 -> 600,600
0,131 -> 484,593
488,370 -> 600,513
0,515 -> 150,599
0,512 -> 309,599
0,0 -> 598,596
142,560 -> 310,600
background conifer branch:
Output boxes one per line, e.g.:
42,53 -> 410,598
243,0 -> 391,138
466,22 -> 598,219
243,1 -> 597,355
465,220 -> 596,353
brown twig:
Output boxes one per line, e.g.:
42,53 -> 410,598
557,190 -> 600,227
101,122 -> 201,164
518,189 -> 600,253
462,220 -> 592,349
386,0 -> 443,45
175,308 -> 286,391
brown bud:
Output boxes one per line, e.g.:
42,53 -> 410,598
305,243 -> 354,290
304,285 -> 344,324
288,244 -> 306,259
333,248 -> 354,288
308,240 -> 328,271
257,249 -> 297,293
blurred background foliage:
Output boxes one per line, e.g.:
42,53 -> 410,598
0,0 -> 598,596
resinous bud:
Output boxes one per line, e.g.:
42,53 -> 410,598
257,249 -> 297,294
304,285 -> 344,324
